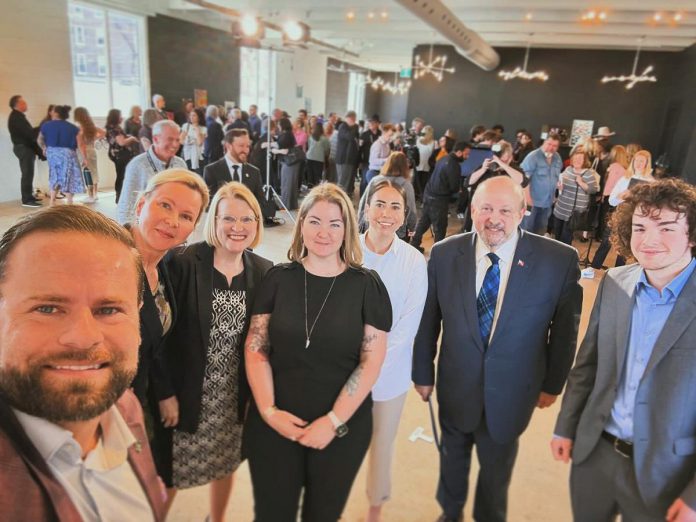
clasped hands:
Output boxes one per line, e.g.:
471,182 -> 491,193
266,409 -> 335,450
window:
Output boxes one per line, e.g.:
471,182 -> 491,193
347,72 -> 366,117
68,1 -> 149,117
239,47 -> 276,116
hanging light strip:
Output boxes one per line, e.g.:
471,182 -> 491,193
601,38 -> 657,89
413,43 -> 455,81
498,40 -> 548,81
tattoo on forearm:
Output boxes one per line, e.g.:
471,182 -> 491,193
247,315 -> 271,357
361,333 -> 377,353
345,364 -> 364,396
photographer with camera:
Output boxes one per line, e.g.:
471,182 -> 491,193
462,140 -> 528,232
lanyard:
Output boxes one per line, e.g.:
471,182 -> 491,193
146,149 -> 166,174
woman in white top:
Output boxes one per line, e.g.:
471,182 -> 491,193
414,125 -> 436,199
180,108 -> 206,174
360,179 -> 428,522
586,149 -> 656,276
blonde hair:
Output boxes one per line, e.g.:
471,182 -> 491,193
138,169 -> 210,224
609,145 -> 629,169
288,183 -> 362,268
420,125 -> 435,145
204,181 -> 263,249
568,143 -> 591,169
73,107 -> 98,143
626,143 -> 642,162
627,150 -> 653,179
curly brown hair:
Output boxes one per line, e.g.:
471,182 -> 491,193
610,178 -> 696,260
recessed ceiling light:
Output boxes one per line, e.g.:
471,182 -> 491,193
674,13 -> 683,22
346,11 -> 355,21
598,12 -> 607,20
587,10 -> 596,19
380,11 -> 388,19
653,12 -> 662,22
368,11 -> 375,20
525,13 -> 533,21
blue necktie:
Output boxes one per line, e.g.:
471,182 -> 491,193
477,253 -> 500,349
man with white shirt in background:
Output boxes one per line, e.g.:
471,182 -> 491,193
0,205 -> 165,521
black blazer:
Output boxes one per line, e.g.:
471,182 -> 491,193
130,258 -> 178,405
203,157 -> 264,203
165,242 -> 273,433
413,230 -> 582,444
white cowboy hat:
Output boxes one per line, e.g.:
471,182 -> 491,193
593,126 -> 615,138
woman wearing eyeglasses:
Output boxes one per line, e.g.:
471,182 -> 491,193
164,181 -> 273,522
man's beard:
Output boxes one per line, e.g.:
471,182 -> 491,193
0,351 -> 136,423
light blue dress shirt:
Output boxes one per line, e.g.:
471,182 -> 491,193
520,148 -> 562,208
606,258 -> 696,441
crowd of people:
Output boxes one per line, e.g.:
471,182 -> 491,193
3,92 -> 696,522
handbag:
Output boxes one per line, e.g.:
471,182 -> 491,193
283,146 -> 306,166
567,175 -> 590,231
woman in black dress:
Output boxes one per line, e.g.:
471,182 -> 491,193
127,168 -> 209,514
164,182 -> 272,522
244,183 -> 392,522
272,117 -> 300,210
105,108 -> 139,203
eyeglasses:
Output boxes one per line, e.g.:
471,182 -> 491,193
216,215 -> 258,226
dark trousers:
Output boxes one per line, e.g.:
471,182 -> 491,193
13,144 -> 36,203
306,159 -> 324,187
570,437 -> 662,522
411,196 -> 449,248
184,159 -> 202,177
414,170 -> 431,199
438,416 -> 519,522
245,408 -> 372,522
553,216 -> 574,245
591,220 -> 626,269
113,155 -> 131,204
359,164 -> 370,196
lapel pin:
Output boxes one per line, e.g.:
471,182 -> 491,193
134,439 -> 142,453
517,259 -> 525,267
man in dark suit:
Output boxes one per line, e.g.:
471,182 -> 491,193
7,95 -> 43,207
204,128 -> 278,225
413,176 -> 582,522
553,179 -> 696,522
335,110 -> 360,197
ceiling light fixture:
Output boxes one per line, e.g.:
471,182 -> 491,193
525,13 -> 533,21
367,11 -> 375,20
601,37 -> 657,89
381,11 -> 389,20
240,14 -> 259,37
498,37 -> 549,82
346,11 -> 355,21
674,13 -> 683,22
653,12 -> 662,22
413,43 -> 455,82
581,9 -> 607,23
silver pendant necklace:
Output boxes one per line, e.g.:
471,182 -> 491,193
304,266 -> 338,349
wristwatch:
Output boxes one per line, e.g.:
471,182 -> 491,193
328,410 -> 349,438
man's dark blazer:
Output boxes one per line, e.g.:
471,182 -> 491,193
165,242 -> 273,434
335,122 -> 359,165
413,230 -> 582,444
202,158 -> 275,221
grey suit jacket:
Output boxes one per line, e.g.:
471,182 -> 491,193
555,263 -> 696,513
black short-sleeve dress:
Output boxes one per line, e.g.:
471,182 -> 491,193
243,261 -> 392,521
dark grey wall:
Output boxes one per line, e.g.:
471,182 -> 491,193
325,59 -> 350,116
406,44 -> 684,156
148,15 -> 240,110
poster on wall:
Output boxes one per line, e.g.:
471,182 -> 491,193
569,120 -> 594,147
224,101 -> 236,114
194,89 -> 208,108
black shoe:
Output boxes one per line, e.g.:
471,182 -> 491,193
435,514 -> 463,522
22,200 -> 42,208
264,217 -> 284,227
56,191 -> 66,199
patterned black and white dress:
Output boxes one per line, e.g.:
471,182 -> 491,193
172,270 -> 246,488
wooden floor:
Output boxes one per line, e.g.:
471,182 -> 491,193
1,190 -> 618,522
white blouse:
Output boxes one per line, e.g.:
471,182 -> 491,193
360,234 -> 428,401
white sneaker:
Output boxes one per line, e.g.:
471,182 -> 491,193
83,196 -> 97,204
581,267 -> 595,279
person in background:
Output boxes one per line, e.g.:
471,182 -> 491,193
470,124 -> 486,145
126,169 -> 209,515
513,131 -> 534,166
584,150 -> 656,278
306,122 -> 331,188
74,106 -> 106,203
414,176 -> 582,522
105,108 -> 139,204
326,121 -> 338,183
139,108 -> 162,153
434,129 -> 457,163
336,110 -> 360,197
117,120 -> 187,224
410,141 -> 472,252
520,133 -> 563,234
248,104 -> 262,142
553,178 -> 696,522
205,105 -> 225,164
552,146 -> 599,245
492,124 -> 505,138
39,105 -> 84,206
414,125 -> 436,199
125,105 -> 143,137
359,151 -> 418,241
153,93 -> 168,120
359,117 -> 382,195
360,179 -> 428,522
626,143 -> 642,163
174,99 -> 194,126
165,182 -> 272,522
293,117 -> 309,151
38,104 -> 56,127
364,124 -> 396,190
273,117 -> 300,210
0,205 -> 166,521
180,107 -> 206,175
7,95 -> 44,207
595,145 -> 630,241
244,183 -> 391,522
